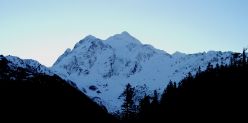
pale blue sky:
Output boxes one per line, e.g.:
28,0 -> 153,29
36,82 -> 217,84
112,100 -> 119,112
0,0 -> 247,66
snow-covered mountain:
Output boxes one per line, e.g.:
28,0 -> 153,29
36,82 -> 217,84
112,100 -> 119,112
51,32 -> 233,113
0,55 -> 53,78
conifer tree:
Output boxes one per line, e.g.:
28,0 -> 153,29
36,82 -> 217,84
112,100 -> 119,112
120,83 -> 136,121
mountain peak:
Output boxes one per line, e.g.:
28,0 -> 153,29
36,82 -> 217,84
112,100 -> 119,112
105,31 -> 142,46
110,31 -> 136,40
83,35 -> 97,41
73,35 -> 100,49
120,31 -> 131,36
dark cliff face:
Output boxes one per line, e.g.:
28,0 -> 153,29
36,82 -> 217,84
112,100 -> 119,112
0,56 -> 117,122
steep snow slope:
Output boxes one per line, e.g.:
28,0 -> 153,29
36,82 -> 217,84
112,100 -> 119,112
51,32 -> 232,112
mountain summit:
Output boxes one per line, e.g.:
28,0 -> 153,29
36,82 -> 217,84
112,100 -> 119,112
51,32 -> 233,113
106,31 -> 141,45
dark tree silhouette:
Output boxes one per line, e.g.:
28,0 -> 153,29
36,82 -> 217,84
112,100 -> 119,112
242,48 -> 247,66
138,94 -> 150,121
120,83 -> 136,122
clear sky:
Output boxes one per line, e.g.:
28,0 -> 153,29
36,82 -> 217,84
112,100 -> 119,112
1,0 -> 248,66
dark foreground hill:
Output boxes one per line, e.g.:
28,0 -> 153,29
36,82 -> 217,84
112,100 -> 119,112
0,55 -> 117,122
